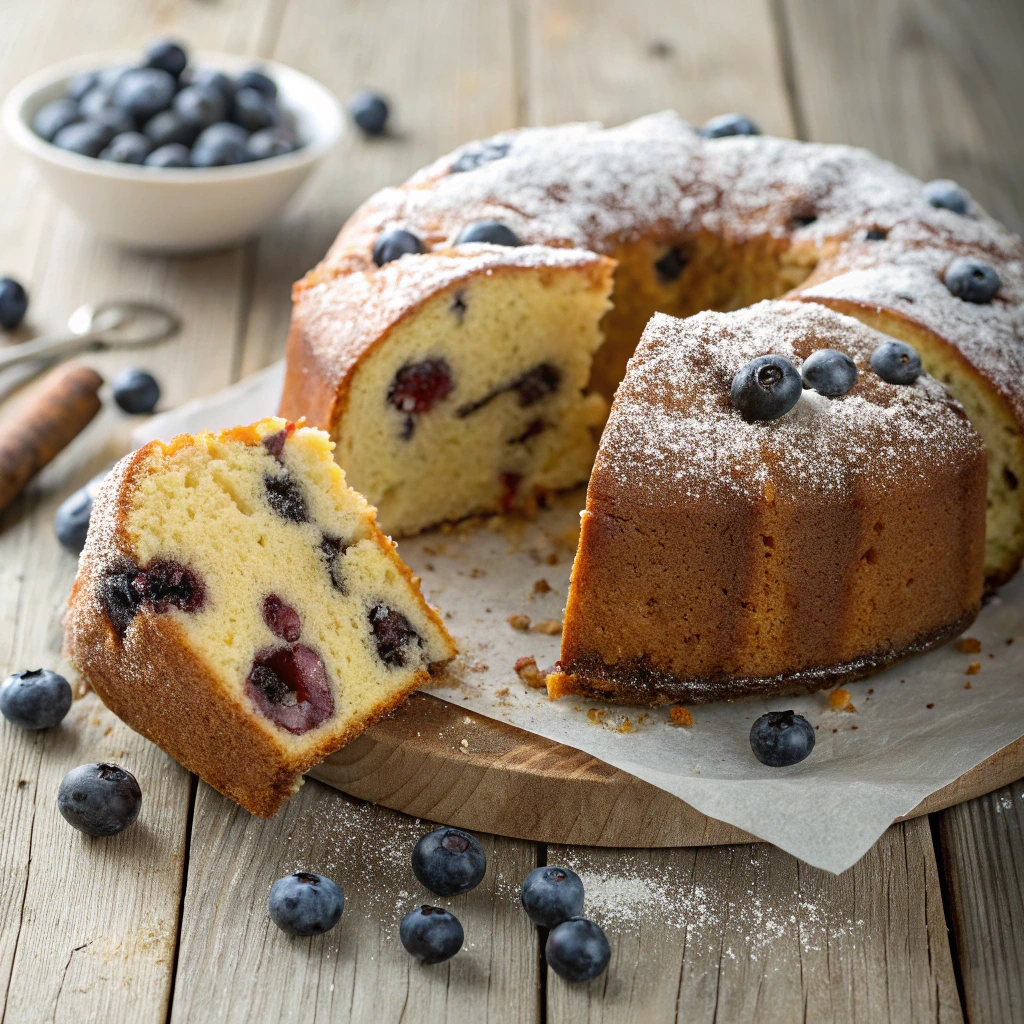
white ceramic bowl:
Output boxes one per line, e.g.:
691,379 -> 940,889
2,51 -> 344,251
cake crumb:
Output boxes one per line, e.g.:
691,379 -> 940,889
964,681 -> 973,689
508,614 -> 531,630
587,708 -> 607,724
533,578 -> 553,594
544,553 -> 559,565
618,717 -> 633,733
966,662 -> 981,675
514,656 -> 546,688
460,738 -> 469,750
495,687 -> 510,697
851,724 -> 858,730
957,637 -> 982,653
926,703 -> 935,709
469,659 -> 489,673
533,618 -> 563,635
828,688 -> 856,712
669,706 -> 694,727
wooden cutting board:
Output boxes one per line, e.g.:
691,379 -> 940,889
310,692 -> 1024,847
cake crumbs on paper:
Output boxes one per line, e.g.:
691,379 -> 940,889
514,656 -> 546,688
495,687 -> 510,697
532,618 -> 563,635
964,681 -> 973,689
508,614 -> 531,631
828,687 -> 856,712
957,637 -> 982,653
926,703 -> 935,709
533,578 -> 553,594
966,662 -> 981,675
669,706 -> 695,727
617,717 -> 633,733
587,708 -> 607,724
469,659 -> 489,673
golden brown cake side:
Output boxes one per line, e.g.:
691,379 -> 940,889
548,304 -> 987,706
65,420 -> 457,817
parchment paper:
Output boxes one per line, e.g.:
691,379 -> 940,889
136,363 -> 1024,873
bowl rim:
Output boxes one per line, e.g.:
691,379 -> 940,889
1,49 -> 344,184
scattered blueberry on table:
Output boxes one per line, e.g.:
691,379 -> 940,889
521,865 -> 586,928
749,710 -> 816,767
347,89 -> 389,137
111,367 -> 161,414
545,917 -> 611,981
268,872 -> 345,935
57,762 -> 142,836
399,905 -> 464,964
870,339 -> 921,385
0,276 -> 29,330
0,669 -> 73,730
36,40 -> 302,168
730,354 -> 802,421
411,826 -> 487,896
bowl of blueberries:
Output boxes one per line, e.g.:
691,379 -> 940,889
2,39 -> 343,251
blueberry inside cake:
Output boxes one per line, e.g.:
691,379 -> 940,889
64,418 -> 457,816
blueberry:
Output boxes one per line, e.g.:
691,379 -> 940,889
143,109 -> 199,148
455,220 -> 522,247
411,826 -> 486,896
924,179 -> 970,215
232,87 -> 277,132
57,763 -> 142,836
145,143 -> 191,168
99,131 -> 152,164
0,669 -> 72,730
749,710 -> 815,767
144,39 -> 188,79
113,68 -> 177,121
399,905 -> 464,964
191,122 -> 250,167
521,866 -> 585,928
730,354 -> 802,421
801,349 -> 858,397
246,127 -> 297,160
864,228 -> 887,241
53,121 -> 112,158
79,87 -> 135,136
173,85 -> 228,129
235,68 -> 277,100
944,257 -> 1001,304
545,917 -> 611,982
65,71 -> 99,103
699,113 -> 761,138
869,339 -> 922,385
55,474 -> 106,553
111,368 -> 161,414
97,65 -> 132,91
268,872 -> 344,935
372,228 -> 425,266
0,277 -> 29,330
449,139 -> 510,174
183,67 -> 236,105
347,90 -> 389,136
32,98 -> 80,142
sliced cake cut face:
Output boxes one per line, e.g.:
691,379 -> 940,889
549,302 -> 988,706
282,245 -> 615,535
65,418 -> 457,817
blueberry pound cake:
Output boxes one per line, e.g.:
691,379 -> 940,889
283,111 -> 1024,585
547,302 -> 987,705
64,418 -> 457,816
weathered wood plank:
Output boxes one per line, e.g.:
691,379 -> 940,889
171,780 -> 541,1024
778,0 -> 1024,232
0,3 -> 282,1020
237,0 -> 520,377
938,784 -> 1024,1024
523,0 -> 795,133
547,818 -> 962,1023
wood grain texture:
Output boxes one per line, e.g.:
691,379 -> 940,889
938,783 -> 1024,1024
313,694 -> 1024,847
0,3 -> 282,1021
171,780 -> 541,1024
547,818 -> 962,1023
778,0 -> 1024,233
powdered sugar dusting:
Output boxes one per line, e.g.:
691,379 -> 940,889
601,302 -> 983,502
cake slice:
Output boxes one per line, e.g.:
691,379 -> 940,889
281,245 -> 615,535
549,302 -> 987,705
64,418 -> 457,816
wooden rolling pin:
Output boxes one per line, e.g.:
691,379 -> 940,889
0,364 -> 103,514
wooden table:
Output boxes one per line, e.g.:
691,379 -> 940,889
1,1 -> 1022,1021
